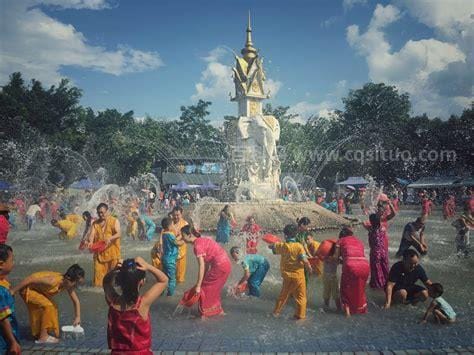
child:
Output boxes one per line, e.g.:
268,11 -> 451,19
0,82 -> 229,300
12,264 -> 84,343
420,283 -> 456,324
270,224 -> 313,320
230,246 -> 269,297
451,206 -> 472,257
305,234 -> 323,276
0,245 -> 20,354
241,216 -> 262,254
160,217 -> 183,296
103,257 -> 168,354
132,212 -> 156,242
322,243 -> 341,311
79,211 -> 94,250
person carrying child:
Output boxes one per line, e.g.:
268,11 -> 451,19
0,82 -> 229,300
12,264 -> 84,344
0,244 -> 20,354
103,257 -> 168,354
420,283 -> 456,324
270,224 -> 313,320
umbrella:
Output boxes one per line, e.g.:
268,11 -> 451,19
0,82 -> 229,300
172,181 -> 190,191
69,178 -> 102,190
200,181 -> 219,190
346,185 -> 356,191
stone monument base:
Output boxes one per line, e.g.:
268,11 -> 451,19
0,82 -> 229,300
186,200 -> 357,232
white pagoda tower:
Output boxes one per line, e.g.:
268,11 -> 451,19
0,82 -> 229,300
225,13 -> 281,200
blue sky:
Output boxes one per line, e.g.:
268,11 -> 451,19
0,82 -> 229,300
1,0 -> 472,122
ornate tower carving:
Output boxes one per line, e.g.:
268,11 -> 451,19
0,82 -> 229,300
231,12 -> 269,118
225,13 -> 281,201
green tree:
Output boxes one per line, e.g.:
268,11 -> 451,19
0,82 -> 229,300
177,100 -> 225,158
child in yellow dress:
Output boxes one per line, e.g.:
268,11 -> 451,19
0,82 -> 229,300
305,234 -> 323,276
270,224 -> 313,320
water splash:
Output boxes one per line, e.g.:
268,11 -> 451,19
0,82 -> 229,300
363,175 -> 382,215
281,176 -> 302,201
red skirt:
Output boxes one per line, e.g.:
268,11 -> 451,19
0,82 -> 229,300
340,258 -> 370,314
199,260 -> 231,317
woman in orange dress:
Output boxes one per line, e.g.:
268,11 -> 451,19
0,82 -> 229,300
12,265 -> 84,343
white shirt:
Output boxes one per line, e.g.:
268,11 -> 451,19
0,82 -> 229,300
26,204 -> 41,217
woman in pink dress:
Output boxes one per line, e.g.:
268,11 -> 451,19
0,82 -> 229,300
363,200 -> 396,251
181,225 -> 231,318
367,214 -> 389,289
14,196 -> 26,224
333,227 -> 370,317
50,200 -> 59,220
421,193 -> 433,218
38,197 -> 48,223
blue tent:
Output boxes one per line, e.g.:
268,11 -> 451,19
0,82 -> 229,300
200,181 -> 219,190
69,178 -> 102,190
0,181 -> 14,191
172,181 -> 190,191
396,178 -> 411,186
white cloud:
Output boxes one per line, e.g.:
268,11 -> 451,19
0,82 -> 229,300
343,0 -> 368,12
398,0 -> 473,103
320,16 -> 340,29
289,101 -> 335,122
32,0 -> 113,10
369,4 -> 401,29
396,0 -> 472,39
192,46 -> 282,101
0,0 -> 163,86
346,3 -> 470,117
191,58 -> 233,101
289,80 -> 349,122
266,78 -> 282,97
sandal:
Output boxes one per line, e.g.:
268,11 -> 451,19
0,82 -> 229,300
35,335 -> 59,344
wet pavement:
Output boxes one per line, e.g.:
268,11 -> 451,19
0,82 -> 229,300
6,206 -> 474,353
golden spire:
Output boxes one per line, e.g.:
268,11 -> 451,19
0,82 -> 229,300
241,10 -> 257,62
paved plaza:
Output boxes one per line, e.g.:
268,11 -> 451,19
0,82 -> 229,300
8,208 -> 474,354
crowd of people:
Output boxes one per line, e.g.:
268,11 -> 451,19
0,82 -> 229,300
0,186 -> 472,354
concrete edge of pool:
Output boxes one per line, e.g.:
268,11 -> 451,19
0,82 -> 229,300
17,345 -> 474,355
